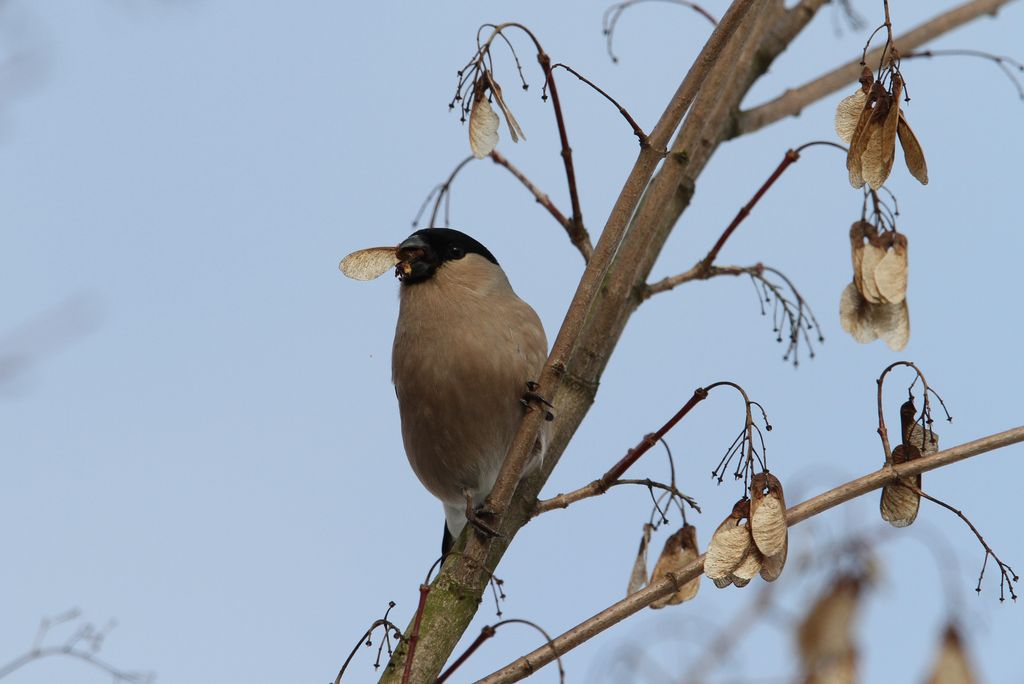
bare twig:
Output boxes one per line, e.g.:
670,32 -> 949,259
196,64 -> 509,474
902,48 -> 1024,99
735,0 -> 1018,137
907,483 -> 1019,601
0,612 -> 151,683
476,426 -> 1024,683
602,0 -> 718,64
546,63 -> 652,147
335,607 -> 404,683
534,478 -> 699,516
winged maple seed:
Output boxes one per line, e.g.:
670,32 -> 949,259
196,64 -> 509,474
797,575 -> 863,684
840,222 -> 911,350
649,524 -> 700,608
626,523 -> 653,597
835,66 -> 928,189
749,471 -> 788,581
339,246 -> 401,281
467,73 -> 525,159
925,625 -> 980,684
880,443 -> 923,527
705,499 -> 765,589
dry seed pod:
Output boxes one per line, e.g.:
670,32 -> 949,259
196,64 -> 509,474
705,500 -> 752,585
861,76 -> 903,190
650,524 -> 700,608
839,283 -> 910,351
907,422 -> 939,454
728,547 -> 763,588
750,472 -> 787,557
848,221 -> 876,297
846,82 -> 889,189
759,536 -> 787,582
797,576 -> 862,674
897,112 -> 929,185
859,240 -> 886,304
873,233 -> 908,304
485,72 -> 525,143
626,523 -> 653,597
925,625 -> 979,684
468,88 -> 500,159
880,443 -> 923,527
339,247 -> 401,281
834,87 -> 868,144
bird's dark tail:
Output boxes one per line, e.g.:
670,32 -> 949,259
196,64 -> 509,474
441,522 -> 454,557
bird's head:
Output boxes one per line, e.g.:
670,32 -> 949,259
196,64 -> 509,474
395,228 -> 498,285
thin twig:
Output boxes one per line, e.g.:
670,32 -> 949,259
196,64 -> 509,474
907,483 -> 1019,601
546,63 -> 652,147
533,478 -> 699,516
902,48 -> 1024,99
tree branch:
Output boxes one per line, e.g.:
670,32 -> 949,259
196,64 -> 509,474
477,426 -> 1024,683
734,0 -> 1019,137
378,3 -> 769,680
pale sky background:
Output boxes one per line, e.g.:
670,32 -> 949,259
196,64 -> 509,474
2,1 -> 1023,682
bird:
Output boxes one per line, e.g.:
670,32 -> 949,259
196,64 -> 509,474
390,228 -> 551,555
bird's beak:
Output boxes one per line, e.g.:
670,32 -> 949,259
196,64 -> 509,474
396,235 -> 431,281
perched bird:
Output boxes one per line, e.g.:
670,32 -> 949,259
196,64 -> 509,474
390,228 -> 550,555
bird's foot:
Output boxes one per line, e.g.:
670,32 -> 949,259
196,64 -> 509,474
521,381 -> 555,421
464,490 -> 503,540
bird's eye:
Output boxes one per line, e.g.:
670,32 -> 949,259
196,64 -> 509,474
449,246 -> 465,259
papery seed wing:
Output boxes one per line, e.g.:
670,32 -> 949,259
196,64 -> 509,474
626,523 -> 653,596
873,234 -> 908,304
898,112 -> 929,185
759,538 -> 787,582
908,422 -> 939,454
798,577 -> 861,670
880,444 -> 922,527
486,73 -> 525,143
339,247 -> 400,281
840,282 -> 878,344
877,299 -> 910,351
705,524 -> 751,581
729,547 -> 763,587
650,524 -> 700,608
835,89 -> 868,144
750,472 -> 788,557
925,626 -> 979,684
469,95 -> 500,159
859,242 -> 886,303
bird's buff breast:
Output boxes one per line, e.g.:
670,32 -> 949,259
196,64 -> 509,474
392,269 -> 546,506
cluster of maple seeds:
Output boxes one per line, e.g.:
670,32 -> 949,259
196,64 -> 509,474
704,471 -> 788,587
840,221 -> 910,351
835,63 -> 928,190
467,71 -> 525,159
880,397 -> 939,528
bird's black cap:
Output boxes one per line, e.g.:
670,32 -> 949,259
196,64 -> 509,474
397,228 -> 498,284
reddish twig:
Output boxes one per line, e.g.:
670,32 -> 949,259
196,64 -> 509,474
875,361 -> 952,465
399,584 -> 431,684
545,63 -> 653,148
437,620 -> 564,684
335,605 -> 404,683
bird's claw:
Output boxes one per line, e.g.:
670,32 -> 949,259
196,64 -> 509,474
464,493 -> 503,540
522,382 -> 555,421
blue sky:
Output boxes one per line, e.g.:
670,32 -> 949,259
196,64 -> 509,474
2,1 -> 1022,682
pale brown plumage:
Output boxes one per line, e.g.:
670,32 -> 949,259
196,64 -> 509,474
391,232 -> 548,549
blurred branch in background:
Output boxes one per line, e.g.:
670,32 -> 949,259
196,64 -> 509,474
0,609 -> 153,682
